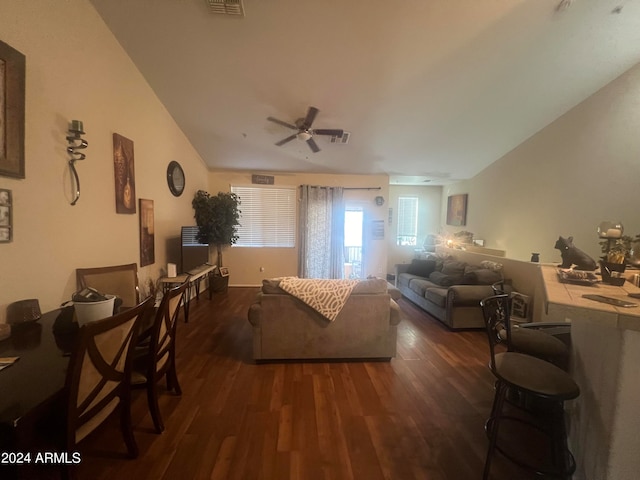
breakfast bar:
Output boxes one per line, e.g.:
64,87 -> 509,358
540,265 -> 640,480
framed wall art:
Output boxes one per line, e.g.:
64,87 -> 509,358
0,188 -> 12,242
0,40 -> 26,179
113,133 -> 136,214
446,194 -> 468,226
139,198 -> 155,267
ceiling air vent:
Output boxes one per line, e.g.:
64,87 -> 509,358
205,0 -> 245,16
330,132 -> 350,144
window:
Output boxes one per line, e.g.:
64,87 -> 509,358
397,196 -> 418,246
230,185 -> 296,247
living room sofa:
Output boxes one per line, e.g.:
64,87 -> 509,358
247,277 -> 401,361
395,255 -> 506,330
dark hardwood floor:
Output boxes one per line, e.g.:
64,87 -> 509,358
73,287 -> 535,480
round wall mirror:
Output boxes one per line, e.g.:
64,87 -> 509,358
167,161 -> 185,197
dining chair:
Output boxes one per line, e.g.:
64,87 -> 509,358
480,294 -> 579,479
76,263 -> 140,310
132,280 -> 188,433
63,296 -> 154,478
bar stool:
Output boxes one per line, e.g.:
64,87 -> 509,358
491,281 -> 570,369
480,294 -> 580,479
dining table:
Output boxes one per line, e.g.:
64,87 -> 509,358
0,307 -> 76,478
0,303 -> 155,479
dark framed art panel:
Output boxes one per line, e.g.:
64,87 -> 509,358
113,133 -> 137,214
0,39 -> 26,179
446,194 -> 468,226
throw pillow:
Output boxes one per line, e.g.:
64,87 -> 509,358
407,259 -> 437,278
480,260 -> 503,272
441,260 -> 467,275
469,269 -> 503,285
428,271 -> 465,287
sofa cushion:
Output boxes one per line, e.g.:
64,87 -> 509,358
424,253 -> 454,272
352,278 -> 387,294
466,269 -> 503,285
448,285 -> 496,306
425,288 -> 448,308
408,278 -> 433,297
441,261 -> 467,275
428,271 -> 465,287
398,273 -> 421,289
406,259 -> 437,278
262,278 -> 286,294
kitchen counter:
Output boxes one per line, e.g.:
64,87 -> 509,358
540,265 -> 640,480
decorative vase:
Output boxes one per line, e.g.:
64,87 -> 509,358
530,253 -> 540,262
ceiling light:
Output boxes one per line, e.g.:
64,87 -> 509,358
297,131 -> 312,141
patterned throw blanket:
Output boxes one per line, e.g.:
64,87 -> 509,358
278,277 -> 359,322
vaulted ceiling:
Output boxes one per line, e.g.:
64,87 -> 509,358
90,0 -> 640,185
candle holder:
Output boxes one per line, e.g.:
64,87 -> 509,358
598,221 -> 624,256
66,120 -> 88,206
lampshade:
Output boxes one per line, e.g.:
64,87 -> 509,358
297,131 -> 312,142
597,221 -> 624,238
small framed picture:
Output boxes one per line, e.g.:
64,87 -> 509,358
219,267 -> 230,277
0,189 -> 12,243
511,292 -> 530,319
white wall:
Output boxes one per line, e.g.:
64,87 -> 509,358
0,0 -> 209,322
207,171 -> 389,285
441,61 -> 640,265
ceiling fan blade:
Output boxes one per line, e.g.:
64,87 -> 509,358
301,107 -> 319,130
307,137 -> 320,153
275,134 -> 298,146
312,129 -> 344,137
267,117 -> 298,130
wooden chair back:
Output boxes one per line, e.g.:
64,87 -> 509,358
139,280 -> 188,432
64,297 -> 153,459
152,281 -> 187,371
76,263 -> 140,309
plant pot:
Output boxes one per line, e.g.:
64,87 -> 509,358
600,260 -> 626,284
210,275 -> 229,293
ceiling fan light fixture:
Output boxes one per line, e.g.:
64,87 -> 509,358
297,131 -> 312,141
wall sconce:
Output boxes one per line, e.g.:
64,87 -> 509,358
66,120 -> 88,205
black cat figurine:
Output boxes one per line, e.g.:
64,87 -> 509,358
554,235 -> 597,271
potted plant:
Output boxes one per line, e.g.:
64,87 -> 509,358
599,235 -> 632,284
599,235 -> 633,265
192,190 -> 241,292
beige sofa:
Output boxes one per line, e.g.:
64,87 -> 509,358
247,278 -> 401,361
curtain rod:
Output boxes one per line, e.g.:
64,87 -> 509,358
300,185 -> 381,190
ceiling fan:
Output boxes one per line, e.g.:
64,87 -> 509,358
267,106 -> 344,153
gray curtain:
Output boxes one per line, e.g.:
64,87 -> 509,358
298,185 -> 345,278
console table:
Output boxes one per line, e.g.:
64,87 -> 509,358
159,264 -> 216,322
540,265 -> 640,480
